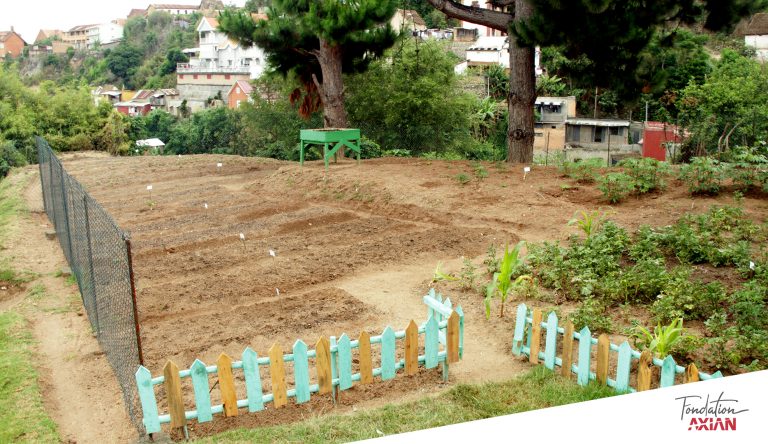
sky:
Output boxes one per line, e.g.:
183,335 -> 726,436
1,0 -> 246,43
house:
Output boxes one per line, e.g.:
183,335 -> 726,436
534,96 -> 577,151
390,9 -> 427,34
115,101 -> 152,116
87,22 -> 124,48
176,16 -> 266,107
641,121 -> 685,161
92,85 -> 122,105
128,8 -> 147,19
228,80 -> 253,109
63,24 -> 97,50
34,29 -> 63,44
28,45 -> 53,57
741,13 -> 768,61
0,28 -> 26,58
149,89 -> 179,111
147,3 -> 200,15
52,41 -> 73,54
466,36 -> 542,74
458,1 -> 506,37
564,118 -> 640,164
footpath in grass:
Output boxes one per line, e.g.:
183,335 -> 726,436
196,366 -> 615,443
0,311 -> 59,442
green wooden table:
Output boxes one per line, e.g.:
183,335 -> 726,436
299,128 -> 361,171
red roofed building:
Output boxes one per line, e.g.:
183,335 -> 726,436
0,28 -> 26,58
228,80 -> 253,109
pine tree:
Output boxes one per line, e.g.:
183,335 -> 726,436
426,0 -> 766,163
219,0 -> 399,132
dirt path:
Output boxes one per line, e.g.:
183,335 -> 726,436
1,168 -> 134,444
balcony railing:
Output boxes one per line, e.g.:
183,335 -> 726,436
177,63 -> 250,74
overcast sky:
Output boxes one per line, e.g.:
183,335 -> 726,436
1,0 -> 246,43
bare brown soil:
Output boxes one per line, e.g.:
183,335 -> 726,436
49,153 -> 767,439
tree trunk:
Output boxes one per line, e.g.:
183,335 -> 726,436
506,0 -> 535,164
315,38 -> 349,157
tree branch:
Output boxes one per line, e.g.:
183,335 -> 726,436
425,0 -> 514,32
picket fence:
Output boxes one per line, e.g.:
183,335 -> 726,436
512,304 -> 723,392
135,289 -> 463,436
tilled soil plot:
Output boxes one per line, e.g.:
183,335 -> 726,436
60,153 -> 768,437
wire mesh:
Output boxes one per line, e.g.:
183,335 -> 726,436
35,137 -> 144,435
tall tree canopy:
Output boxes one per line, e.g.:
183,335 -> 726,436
426,0 -> 765,163
219,0 -> 399,131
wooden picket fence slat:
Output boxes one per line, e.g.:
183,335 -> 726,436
135,290 -> 464,435
511,303 -> 723,395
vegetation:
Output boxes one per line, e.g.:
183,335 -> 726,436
484,242 -> 528,318
632,318 -> 685,358
0,312 -> 60,442
195,366 -> 614,443
598,173 -> 635,204
525,205 -> 768,372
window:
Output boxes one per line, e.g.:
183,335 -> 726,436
594,127 -> 603,143
179,74 -> 184,79
225,74 -> 230,80
193,74 -> 198,79
610,127 -> 621,136
207,74 -> 212,79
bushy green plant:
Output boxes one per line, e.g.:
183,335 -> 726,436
651,269 -> 726,323
559,159 -> 603,183
628,225 -> 665,261
0,141 -> 28,178
729,281 -> 768,330
598,172 -> 636,203
459,258 -> 480,293
619,157 -> 671,193
454,173 -> 471,185
569,298 -> 612,333
678,157 -> 725,194
484,243 -> 500,275
632,318 -> 684,358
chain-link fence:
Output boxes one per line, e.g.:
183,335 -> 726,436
36,136 -> 144,435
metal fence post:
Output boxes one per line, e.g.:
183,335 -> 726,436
125,236 -> 145,366
59,167 -> 74,264
83,195 -> 99,333
37,144 -> 48,216
48,157 -> 56,228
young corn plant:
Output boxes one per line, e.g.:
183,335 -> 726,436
632,318 -> 684,358
432,261 -> 459,283
484,242 -> 529,318
568,210 -> 604,239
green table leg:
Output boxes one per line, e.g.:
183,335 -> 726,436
324,143 -> 329,172
300,141 -> 305,166
356,139 -> 361,165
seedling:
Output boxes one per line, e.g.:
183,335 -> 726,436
484,241 -> 529,318
632,318 -> 684,358
432,262 -> 459,283
568,210 -> 604,239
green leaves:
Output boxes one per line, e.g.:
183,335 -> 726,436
632,318 -> 684,358
484,242 -> 528,319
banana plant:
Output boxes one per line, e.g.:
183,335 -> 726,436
632,318 -> 684,358
484,242 -> 528,318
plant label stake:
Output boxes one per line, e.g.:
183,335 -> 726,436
204,202 -> 208,209
239,233 -> 246,252
269,249 -> 276,258
750,261 -> 756,270
523,166 -> 531,181
146,185 -> 153,200
217,162 -> 223,174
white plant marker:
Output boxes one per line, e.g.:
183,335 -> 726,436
523,166 -> 531,181
750,261 -> 756,270
204,202 -> 208,209
239,232 -> 246,252
269,249 -> 276,257
146,184 -> 153,200
275,288 -> 280,296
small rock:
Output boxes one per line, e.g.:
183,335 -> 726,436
45,230 -> 57,240
60,267 -> 72,277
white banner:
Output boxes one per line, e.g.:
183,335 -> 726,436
360,370 -> 768,443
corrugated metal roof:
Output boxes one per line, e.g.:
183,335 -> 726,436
566,119 -> 629,127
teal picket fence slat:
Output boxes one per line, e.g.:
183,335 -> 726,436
135,366 -> 161,434
512,303 -> 527,356
615,341 -> 632,392
337,334 -> 353,391
456,305 -> 464,359
577,327 -> 592,386
242,347 -> 264,412
381,327 -> 396,380
190,359 -> 213,422
293,340 -> 311,404
660,355 -> 677,388
544,312 -> 558,370
425,316 -> 439,369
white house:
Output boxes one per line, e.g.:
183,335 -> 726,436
458,1 -> 505,38
466,36 -> 543,75
742,13 -> 768,61
87,21 -> 123,48
181,16 -> 267,79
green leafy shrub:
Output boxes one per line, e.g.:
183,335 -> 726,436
0,141 -> 28,178
728,163 -> 764,191
628,225 -> 665,261
358,137 -> 382,159
678,157 -> 726,194
729,281 -> 768,330
559,159 -> 603,183
569,298 -> 612,333
598,172 -> 636,203
619,157 -> 671,193
650,269 -> 726,323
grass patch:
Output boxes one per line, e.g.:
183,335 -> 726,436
195,366 -> 615,443
26,283 -> 46,301
0,312 -> 59,442
0,171 -> 29,248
